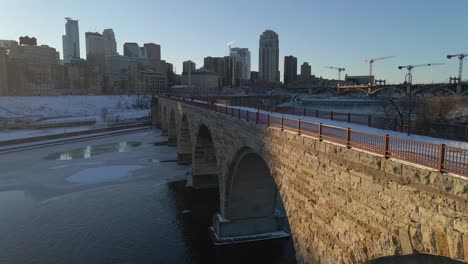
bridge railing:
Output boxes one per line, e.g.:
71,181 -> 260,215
162,96 -> 468,178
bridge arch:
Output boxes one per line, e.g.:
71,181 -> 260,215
211,147 -> 290,244
192,124 -> 219,189
168,110 -> 177,146
224,147 -> 277,219
177,114 -> 192,165
371,86 -> 407,96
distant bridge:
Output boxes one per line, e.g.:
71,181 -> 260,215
152,97 -> 468,263
304,83 -> 468,96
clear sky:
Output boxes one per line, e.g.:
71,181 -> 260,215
1,0 -> 467,84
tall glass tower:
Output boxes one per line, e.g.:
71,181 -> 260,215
62,17 -> 80,63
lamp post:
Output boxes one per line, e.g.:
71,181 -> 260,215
405,71 -> 413,136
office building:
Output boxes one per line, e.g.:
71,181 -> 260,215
123,42 -> 139,58
8,42 -> 60,95
301,62 -> 312,79
85,32 -> 106,72
144,43 -> 161,61
62,17 -> 80,63
181,69 -> 219,94
259,30 -> 279,81
230,47 -> 251,80
284,55 -> 297,85
0,40 -> 18,49
103,29 -> 117,56
183,60 -> 196,73
204,56 -> 227,88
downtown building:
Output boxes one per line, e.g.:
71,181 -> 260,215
123,42 -> 139,59
259,30 -> 279,82
85,32 -> 106,72
103,29 -> 117,56
230,47 -> 251,81
284,55 -> 297,85
204,56 -> 243,88
301,62 -> 312,80
0,47 -> 7,96
62,17 -> 80,63
181,68 -> 219,94
7,40 -> 61,95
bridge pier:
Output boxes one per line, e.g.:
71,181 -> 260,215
210,213 -> 289,245
192,125 -> 219,189
151,99 -> 161,128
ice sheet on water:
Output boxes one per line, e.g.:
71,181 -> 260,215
66,165 -> 144,184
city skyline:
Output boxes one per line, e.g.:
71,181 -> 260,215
1,0 -> 468,83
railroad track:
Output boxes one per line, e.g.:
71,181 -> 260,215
0,126 -> 154,154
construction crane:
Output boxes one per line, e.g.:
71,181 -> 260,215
398,63 -> 444,77
324,66 -> 345,80
447,53 -> 467,82
365,56 -> 396,77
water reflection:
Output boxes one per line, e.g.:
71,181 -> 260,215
46,141 -> 142,160
167,180 -> 297,264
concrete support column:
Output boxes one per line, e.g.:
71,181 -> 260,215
209,213 -> 289,245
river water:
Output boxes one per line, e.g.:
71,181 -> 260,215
0,129 -> 463,264
0,129 -> 296,264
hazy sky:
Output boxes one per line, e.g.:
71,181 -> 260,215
1,0 -> 467,84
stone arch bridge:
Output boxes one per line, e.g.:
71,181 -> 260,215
152,97 -> 468,264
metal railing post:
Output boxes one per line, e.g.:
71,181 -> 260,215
281,116 -> 284,131
438,144 -> 446,172
346,128 -> 351,148
384,134 -> 390,158
319,123 -> 323,141
298,119 -> 301,135
465,126 -> 468,142
238,109 -> 240,120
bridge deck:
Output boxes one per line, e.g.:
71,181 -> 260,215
163,96 -> 468,178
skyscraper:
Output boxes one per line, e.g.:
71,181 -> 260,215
284,55 -> 297,85
123,43 -> 139,59
103,29 -> 117,56
230,47 -> 251,81
183,60 -> 196,73
301,62 -> 312,79
144,43 -> 161,61
86,32 -> 105,71
259,30 -> 279,82
62,17 -> 80,63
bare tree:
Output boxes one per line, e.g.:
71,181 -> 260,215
380,97 -> 411,132
416,96 -> 464,123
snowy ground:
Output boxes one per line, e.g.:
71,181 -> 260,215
0,95 -> 151,141
0,95 -> 151,125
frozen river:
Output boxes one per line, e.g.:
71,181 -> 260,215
0,129 -> 295,264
